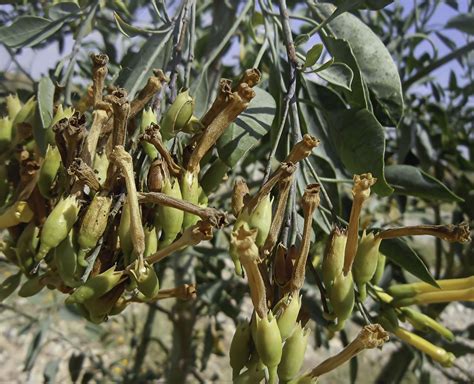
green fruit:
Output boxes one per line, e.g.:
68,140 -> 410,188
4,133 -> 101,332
254,311 -> 282,383
158,177 -> 184,247
275,294 -> 301,341
38,145 -> 62,198
161,90 -> 194,140
180,170 -> 200,229
352,231 -> 381,300
229,321 -> 251,377
278,322 -> 310,381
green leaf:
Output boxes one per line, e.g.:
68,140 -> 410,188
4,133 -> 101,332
0,16 -> 66,48
325,108 -> 393,195
47,2 -> 81,21
316,62 -> 353,90
314,3 -> 404,124
385,165 -> 463,202
116,29 -> 174,99
304,43 -> 324,69
113,12 -> 172,38
217,87 -> 275,167
446,14 -> 474,35
0,271 -> 22,302
35,76 -> 55,155
380,238 -> 438,287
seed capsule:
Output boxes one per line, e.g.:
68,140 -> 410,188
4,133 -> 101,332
15,221 -> 40,275
277,322 -> 310,381
119,201 -> 134,266
18,274 -> 45,297
83,283 -> 125,324
66,265 -> 122,304
158,177 -> 184,248
352,231 -> 382,301
322,227 -> 347,292
229,320 -> 251,378
130,263 -> 160,299
144,226 -> 158,257
275,294 -> 301,341
147,159 -> 167,193
77,195 -> 112,267
6,94 -> 21,120
0,116 -> 13,152
371,253 -> 386,285
254,311 -> 283,383
38,145 -> 62,198
248,194 -> 273,247
36,196 -> 81,261
180,170 -> 200,229
183,115 -> 204,134
328,271 -> 355,331
0,201 -> 34,229
140,108 -> 159,160
54,230 -> 83,288
161,90 -> 194,140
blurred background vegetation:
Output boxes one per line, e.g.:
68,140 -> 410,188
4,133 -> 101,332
0,0 -> 473,383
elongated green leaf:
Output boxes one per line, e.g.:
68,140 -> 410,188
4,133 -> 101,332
0,16 -> 66,48
47,2 -> 81,21
0,271 -> 22,302
113,12 -> 171,38
325,108 -> 393,195
380,238 -> 438,287
116,29 -> 174,99
314,3 -> 404,124
35,76 -> 55,155
446,14 -> 474,35
304,43 -> 324,69
217,87 -> 275,167
385,165 -> 463,202
317,62 -> 353,90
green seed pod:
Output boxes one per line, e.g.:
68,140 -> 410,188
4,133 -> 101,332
6,94 -> 21,120
0,271 -> 22,302
18,274 -> 45,297
0,201 -> 34,229
54,230 -> 83,288
119,201 -> 134,266
77,195 -> 113,267
140,108 -> 159,160
130,263 -> 160,299
0,116 -> 13,152
322,227 -> 347,293
401,308 -> 454,341
275,294 -> 302,341
0,165 -> 10,206
371,253 -> 386,285
12,96 -> 36,129
180,170 -> 200,229
159,177 -> 184,247
352,231 -> 382,301
234,354 -> 266,384
287,374 -> 318,384
278,322 -> 310,381
328,271 -> 355,331
109,296 -> 129,316
183,115 -> 204,134
248,194 -> 273,247
161,90 -> 194,140
83,283 -> 125,323
66,266 -> 122,304
93,152 -> 109,186
229,320 -> 252,378
36,196 -> 81,261
38,145 -> 62,198
144,226 -> 158,257
15,222 -> 40,275
254,311 -> 283,383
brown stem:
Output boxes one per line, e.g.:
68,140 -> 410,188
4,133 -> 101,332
187,83 -> 256,173
285,134 -> 320,164
260,168 -> 295,259
154,284 -> 197,301
130,69 -> 168,118
309,324 -> 389,378
231,178 -> 249,216
109,89 -> 130,147
91,53 -> 109,107
110,146 -> 145,270
141,123 -> 182,176
376,223 -> 471,243
138,192 -> 227,228
81,108 -> 109,166
67,158 -> 101,191
232,226 -> 268,318
237,68 -> 261,88
343,173 -> 377,275
200,79 -> 233,127
145,220 -> 213,265
290,184 -> 320,293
